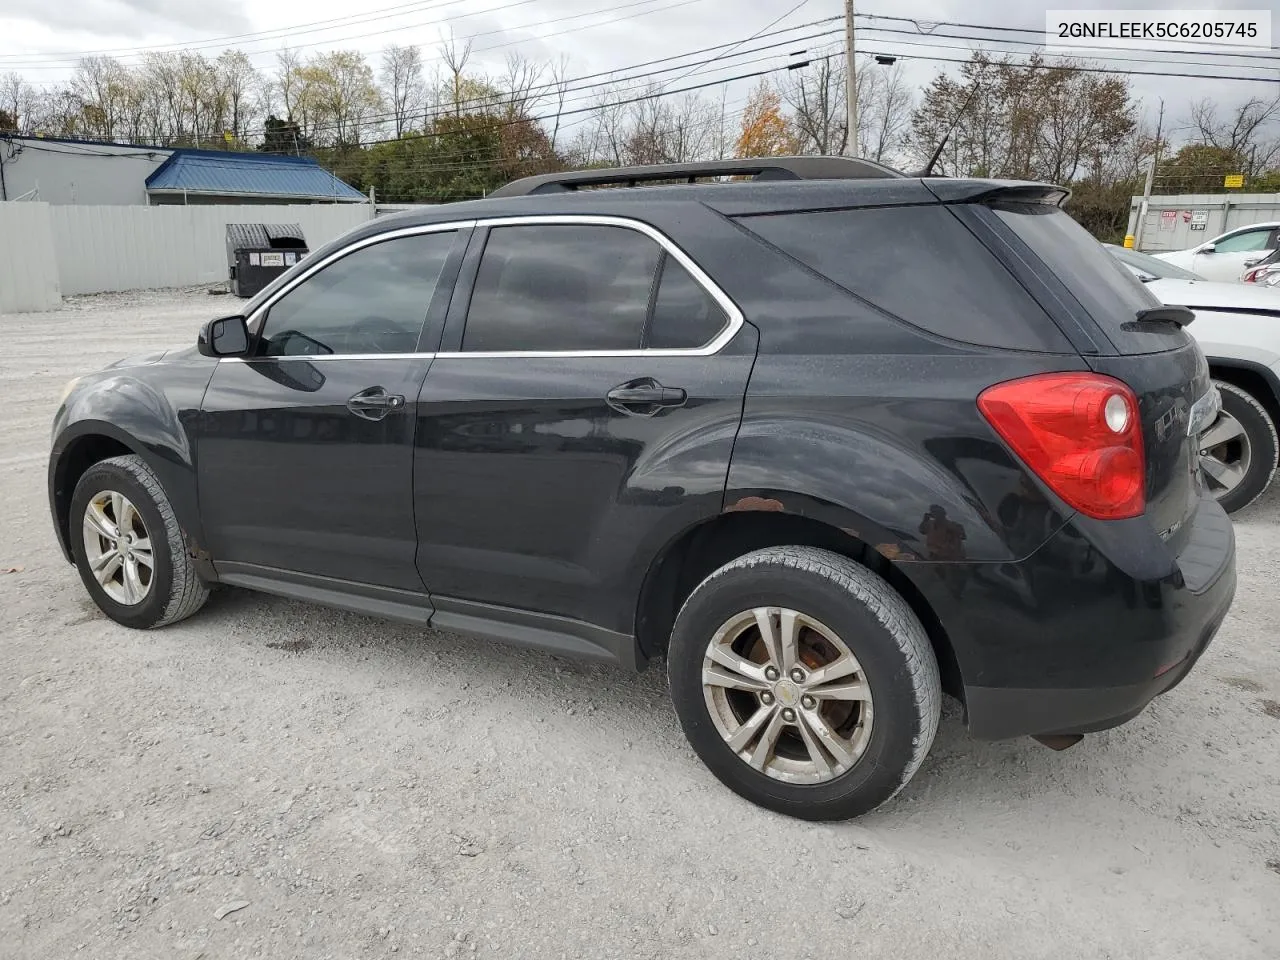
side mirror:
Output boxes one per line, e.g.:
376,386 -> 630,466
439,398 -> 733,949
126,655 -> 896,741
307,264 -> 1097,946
1200,243 -> 1217,254
198,315 -> 250,358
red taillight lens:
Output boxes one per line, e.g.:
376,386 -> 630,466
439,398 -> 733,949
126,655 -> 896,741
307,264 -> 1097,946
978,373 -> 1145,520
1244,268 -> 1262,283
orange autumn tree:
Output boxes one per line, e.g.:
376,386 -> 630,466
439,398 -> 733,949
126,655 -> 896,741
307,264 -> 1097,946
735,81 -> 797,158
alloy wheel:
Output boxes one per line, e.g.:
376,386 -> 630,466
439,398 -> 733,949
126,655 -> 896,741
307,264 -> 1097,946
1199,411 -> 1252,499
82,490 -> 154,606
701,607 -> 874,784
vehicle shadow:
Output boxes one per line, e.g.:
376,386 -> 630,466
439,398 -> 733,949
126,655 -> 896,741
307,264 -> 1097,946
188,584 -> 1226,833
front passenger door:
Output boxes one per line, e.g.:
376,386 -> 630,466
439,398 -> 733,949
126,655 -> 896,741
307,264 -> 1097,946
198,227 -> 464,593
1195,227 -> 1278,281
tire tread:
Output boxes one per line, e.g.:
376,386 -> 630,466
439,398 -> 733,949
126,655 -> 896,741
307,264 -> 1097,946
676,546 -> 941,812
94,455 -> 209,627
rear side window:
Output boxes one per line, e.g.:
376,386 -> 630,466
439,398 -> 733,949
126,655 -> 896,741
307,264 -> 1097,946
464,225 -> 661,352
647,255 -> 729,349
740,206 -> 1070,352
992,203 -> 1183,353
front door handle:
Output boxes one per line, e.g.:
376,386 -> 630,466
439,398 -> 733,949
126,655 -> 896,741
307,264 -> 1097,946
347,387 -> 405,421
606,378 -> 687,415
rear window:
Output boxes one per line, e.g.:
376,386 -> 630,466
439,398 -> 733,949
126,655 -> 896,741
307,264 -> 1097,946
992,203 -> 1185,353
739,205 -> 1072,352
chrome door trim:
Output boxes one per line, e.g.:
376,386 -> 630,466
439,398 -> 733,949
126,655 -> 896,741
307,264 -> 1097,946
233,213 -> 746,362
437,214 -> 744,358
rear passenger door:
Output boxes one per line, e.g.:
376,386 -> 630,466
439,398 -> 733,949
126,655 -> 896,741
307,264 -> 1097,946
413,217 -> 757,641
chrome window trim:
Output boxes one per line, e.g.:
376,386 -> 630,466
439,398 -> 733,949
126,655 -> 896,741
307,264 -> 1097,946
224,213 -> 743,363
220,353 -> 436,363
441,214 -> 743,358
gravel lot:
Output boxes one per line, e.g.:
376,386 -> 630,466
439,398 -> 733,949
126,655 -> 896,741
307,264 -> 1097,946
2,288 -> 1278,959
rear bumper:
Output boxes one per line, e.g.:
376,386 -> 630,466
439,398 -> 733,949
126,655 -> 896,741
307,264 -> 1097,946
904,492 -> 1236,741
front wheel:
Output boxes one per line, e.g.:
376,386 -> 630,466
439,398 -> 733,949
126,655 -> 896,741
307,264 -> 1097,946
70,454 -> 209,629
1203,381 -> 1279,513
667,547 -> 941,821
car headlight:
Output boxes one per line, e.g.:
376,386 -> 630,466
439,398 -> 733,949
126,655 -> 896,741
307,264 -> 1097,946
58,377 -> 81,406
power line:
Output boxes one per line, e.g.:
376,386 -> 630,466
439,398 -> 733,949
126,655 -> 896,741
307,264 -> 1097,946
217,25 -> 839,143
0,0 -> 464,63
660,0 -> 812,89
856,12 -> 1280,63
8,0 -> 708,71
860,40 -> 1280,84
858,25 -> 1280,72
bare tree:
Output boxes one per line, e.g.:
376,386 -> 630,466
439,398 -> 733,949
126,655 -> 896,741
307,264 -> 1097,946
861,63 -> 913,163
0,72 -> 38,133
69,56 -> 130,139
438,35 -> 473,116
380,44 -> 424,138
545,54 -> 571,151
784,55 -> 847,155
216,50 -> 260,143
500,52 -> 542,117
1188,93 -> 1280,176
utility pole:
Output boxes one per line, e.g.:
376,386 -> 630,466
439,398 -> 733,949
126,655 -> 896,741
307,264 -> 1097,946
1131,100 -> 1164,250
844,0 -> 857,157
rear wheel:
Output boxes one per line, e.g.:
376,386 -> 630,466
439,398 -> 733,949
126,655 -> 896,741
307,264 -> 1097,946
1203,381 -> 1278,513
667,547 -> 940,821
70,455 -> 209,629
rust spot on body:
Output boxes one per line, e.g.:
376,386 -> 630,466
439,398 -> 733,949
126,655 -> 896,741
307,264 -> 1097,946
725,496 -> 785,513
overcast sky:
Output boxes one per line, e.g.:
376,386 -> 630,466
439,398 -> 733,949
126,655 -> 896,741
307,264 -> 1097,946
3,0 -> 1278,142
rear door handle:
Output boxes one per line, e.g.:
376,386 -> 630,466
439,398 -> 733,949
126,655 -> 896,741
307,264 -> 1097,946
347,387 -> 405,421
606,378 -> 687,415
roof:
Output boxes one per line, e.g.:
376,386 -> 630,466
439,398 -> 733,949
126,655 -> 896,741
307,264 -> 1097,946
145,149 -> 366,202
370,176 -> 1055,230
3,133 -> 172,157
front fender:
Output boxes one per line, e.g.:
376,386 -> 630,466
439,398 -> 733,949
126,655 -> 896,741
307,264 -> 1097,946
50,362 -> 215,568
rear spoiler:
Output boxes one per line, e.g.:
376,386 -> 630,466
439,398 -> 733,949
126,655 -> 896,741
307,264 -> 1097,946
922,180 -> 1070,207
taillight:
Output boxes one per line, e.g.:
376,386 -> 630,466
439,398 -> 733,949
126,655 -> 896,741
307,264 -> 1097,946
1243,267 -> 1263,283
978,373 -> 1145,520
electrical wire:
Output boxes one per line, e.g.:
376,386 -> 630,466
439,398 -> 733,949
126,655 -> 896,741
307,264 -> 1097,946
8,0 -> 710,71
856,25 -> 1280,73
855,13 -> 1280,63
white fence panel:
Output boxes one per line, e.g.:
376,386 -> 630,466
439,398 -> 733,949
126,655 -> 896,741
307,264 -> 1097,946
48,203 -> 374,295
0,201 -> 60,314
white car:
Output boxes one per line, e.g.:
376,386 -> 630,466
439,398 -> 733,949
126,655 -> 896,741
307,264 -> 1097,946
1108,244 -> 1280,511
1151,222 -> 1280,282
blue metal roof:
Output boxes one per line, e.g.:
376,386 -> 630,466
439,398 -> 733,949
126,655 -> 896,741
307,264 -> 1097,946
145,149 -> 366,201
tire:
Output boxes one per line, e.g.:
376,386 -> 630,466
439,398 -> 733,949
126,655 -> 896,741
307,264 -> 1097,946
1206,381 -> 1278,514
667,546 -> 941,821
70,454 -> 209,629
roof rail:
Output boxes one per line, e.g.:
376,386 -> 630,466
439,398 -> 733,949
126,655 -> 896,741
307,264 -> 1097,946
488,155 -> 907,197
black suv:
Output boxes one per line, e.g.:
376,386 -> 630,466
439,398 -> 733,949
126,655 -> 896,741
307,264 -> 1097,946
50,157 -> 1236,820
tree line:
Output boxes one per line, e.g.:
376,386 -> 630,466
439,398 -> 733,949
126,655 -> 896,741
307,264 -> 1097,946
2,42 -> 1278,239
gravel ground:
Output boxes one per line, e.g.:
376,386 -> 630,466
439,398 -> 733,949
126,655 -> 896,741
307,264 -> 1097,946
2,289 -> 1278,960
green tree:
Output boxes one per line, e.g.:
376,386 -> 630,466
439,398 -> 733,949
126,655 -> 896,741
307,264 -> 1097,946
1156,144 -> 1247,194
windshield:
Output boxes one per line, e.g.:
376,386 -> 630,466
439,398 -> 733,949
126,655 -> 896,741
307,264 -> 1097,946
1104,244 -> 1204,281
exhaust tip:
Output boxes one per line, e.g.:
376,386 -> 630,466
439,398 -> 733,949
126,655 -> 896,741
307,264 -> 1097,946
1032,734 -> 1084,751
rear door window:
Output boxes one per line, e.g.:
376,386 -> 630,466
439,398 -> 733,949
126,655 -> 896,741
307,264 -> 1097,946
463,225 -> 660,352
739,205 -> 1072,352
991,203 -> 1186,354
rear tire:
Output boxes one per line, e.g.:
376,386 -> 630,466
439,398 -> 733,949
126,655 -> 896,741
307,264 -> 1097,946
667,546 -> 940,821
1206,381 -> 1278,514
70,454 -> 209,629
